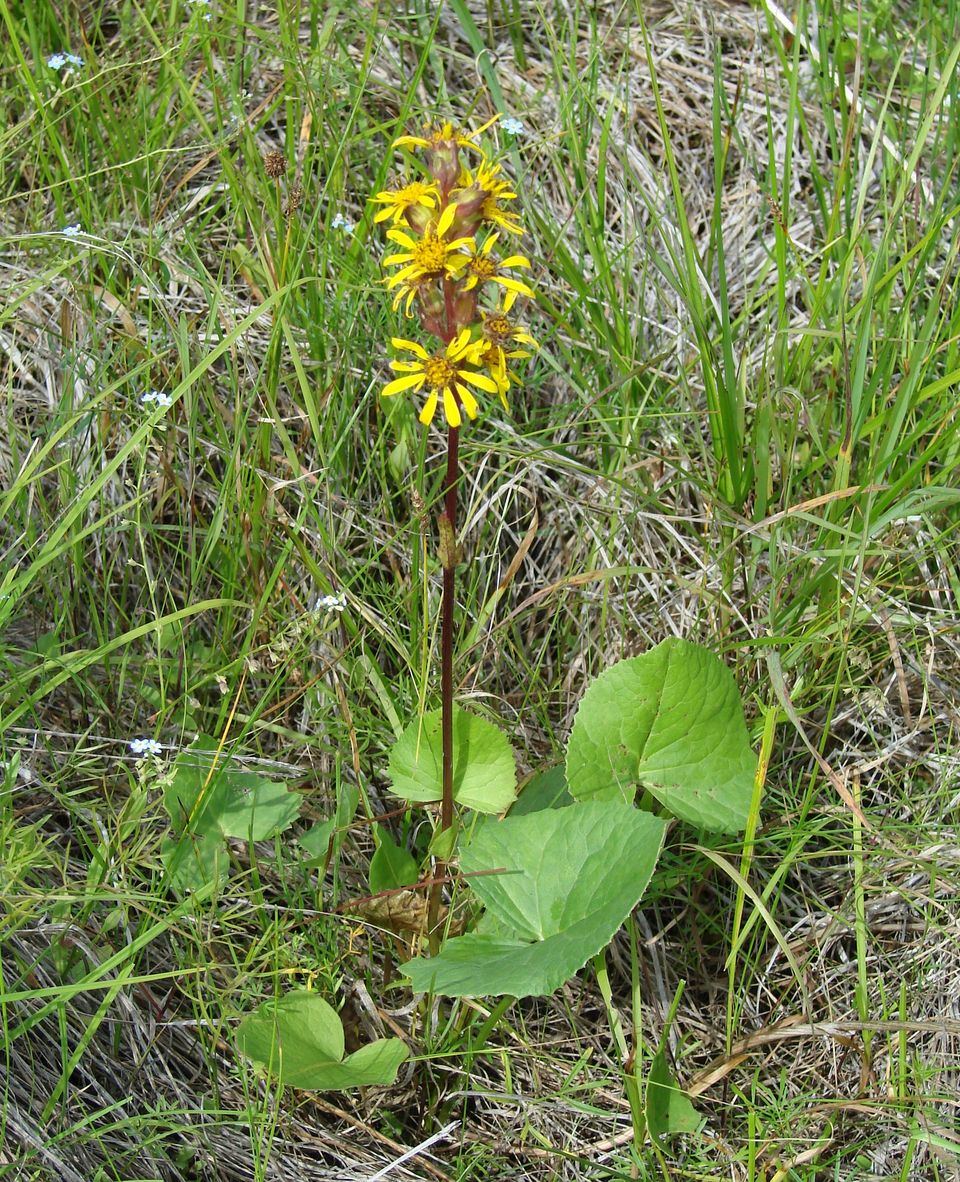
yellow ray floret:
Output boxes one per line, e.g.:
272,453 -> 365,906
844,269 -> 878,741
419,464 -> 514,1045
460,232 -> 534,297
371,180 -> 440,224
383,203 -> 473,287
383,330 -> 499,428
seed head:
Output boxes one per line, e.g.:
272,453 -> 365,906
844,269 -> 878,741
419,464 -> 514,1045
284,184 -> 305,218
264,150 -> 287,179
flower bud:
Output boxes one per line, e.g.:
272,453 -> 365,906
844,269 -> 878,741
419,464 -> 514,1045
425,139 -> 460,192
451,289 -> 477,331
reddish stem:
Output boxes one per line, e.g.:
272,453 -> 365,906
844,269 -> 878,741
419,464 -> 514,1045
428,273 -> 460,949
440,424 -> 458,833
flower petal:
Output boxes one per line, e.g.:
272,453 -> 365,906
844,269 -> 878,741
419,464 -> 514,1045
494,276 -> 535,297
436,203 -> 457,237
457,369 -> 499,394
418,391 -> 439,425
455,384 -> 479,419
383,372 -> 426,397
499,254 -> 531,269
386,229 -> 416,248
447,329 -> 474,359
442,388 -> 462,428
391,337 -> 431,359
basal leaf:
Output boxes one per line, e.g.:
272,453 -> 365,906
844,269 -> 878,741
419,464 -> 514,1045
299,819 -> 336,869
218,772 -> 300,840
403,802 -> 665,998
565,638 -> 755,833
163,737 -> 300,842
509,765 -> 573,816
369,824 -> 419,894
236,989 -> 408,1091
388,707 -> 517,814
161,737 -> 300,891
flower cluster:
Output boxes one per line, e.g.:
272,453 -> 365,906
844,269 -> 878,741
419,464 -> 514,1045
47,52 -> 83,71
141,389 -> 173,410
375,116 -> 537,428
129,737 -> 162,758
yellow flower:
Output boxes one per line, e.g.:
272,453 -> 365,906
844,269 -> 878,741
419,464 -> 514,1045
383,330 -> 500,428
454,159 -> 524,236
371,180 -> 440,224
393,115 -> 498,153
390,273 -> 431,316
460,233 -> 534,297
383,203 -> 474,289
477,293 -> 539,411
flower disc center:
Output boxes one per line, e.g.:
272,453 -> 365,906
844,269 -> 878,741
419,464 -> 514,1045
483,315 -> 512,344
424,357 -> 456,389
414,234 -> 448,273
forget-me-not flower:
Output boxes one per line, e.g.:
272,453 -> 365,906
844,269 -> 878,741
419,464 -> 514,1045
331,212 -> 356,234
142,390 -> 173,409
47,52 -> 84,70
129,737 -> 162,757
61,224 -> 82,237
500,117 -> 525,137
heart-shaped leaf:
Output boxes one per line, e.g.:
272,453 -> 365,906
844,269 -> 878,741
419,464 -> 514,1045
162,737 -> 301,891
369,824 -> 419,894
565,638 -> 755,833
236,990 -> 408,1090
388,707 -> 517,814
403,801 -> 665,998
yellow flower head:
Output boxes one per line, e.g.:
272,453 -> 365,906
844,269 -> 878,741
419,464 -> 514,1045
477,292 -> 539,411
393,115 -> 498,153
383,330 -> 500,428
371,180 -> 440,225
383,203 -> 474,289
453,159 -> 524,236
461,233 -> 534,298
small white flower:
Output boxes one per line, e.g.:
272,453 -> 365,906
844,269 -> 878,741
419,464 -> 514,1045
129,737 -> 162,757
61,223 -> 82,237
141,390 -> 173,409
314,592 -> 347,613
500,117 -> 525,137
331,213 -> 355,234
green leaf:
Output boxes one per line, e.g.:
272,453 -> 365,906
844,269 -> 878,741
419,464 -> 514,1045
299,819 -> 336,869
510,765 -> 573,816
403,802 -> 665,998
565,638 -> 755,833
161,737 -> 301,891
160,830 -> 228,894
388,707 -> 517,814
236,990 -> 408,1091
369,825 -> 418,894
646,1048 -> 701,1144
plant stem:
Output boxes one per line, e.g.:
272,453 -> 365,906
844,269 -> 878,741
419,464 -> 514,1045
428,279 -> 461,951
440,425 -> 458,832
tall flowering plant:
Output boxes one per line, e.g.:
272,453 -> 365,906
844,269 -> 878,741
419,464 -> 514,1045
374,116 -> 537,945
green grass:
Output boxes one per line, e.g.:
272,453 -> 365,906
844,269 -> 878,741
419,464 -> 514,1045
2,0 -> 960,1177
